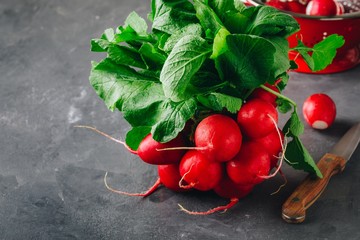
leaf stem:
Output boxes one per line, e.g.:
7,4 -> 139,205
260,84 -> 297,108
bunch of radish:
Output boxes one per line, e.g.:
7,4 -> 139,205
265,0 -> 344,16
84,0 -> 343,216
82,85 -> 286,215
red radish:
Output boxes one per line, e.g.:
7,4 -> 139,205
248,83 -> 280,107
287,1 -> 308,13
179,150 -> 224,191
266,0 -> 289,10
226,141 -> 271,186
158,164 -> 189,192
213,175 -> 254,199
306,0 -> 338,16
302,93 -> 336,129
137,134 -> 186,165
254,128 -> 284,169
237,99 -> 278,139
335,1 -> 344,14
194,114 -> 242,162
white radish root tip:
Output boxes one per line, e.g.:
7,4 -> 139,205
104,172 -> 161,197
177,198 -> 239,215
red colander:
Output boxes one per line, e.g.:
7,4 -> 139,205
246,0 -> 360,73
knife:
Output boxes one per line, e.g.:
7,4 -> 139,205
282,122 -> 360,223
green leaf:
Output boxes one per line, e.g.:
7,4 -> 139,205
91,39 -> 110,52
291,34 -> 345,72
107,44 -> 147,69
89,59 -> 164,112
103,28 -> 116,42
162,23 -> 203,53
283,110 -> 304,137
285,136 -> 323,178
208,0 -> 239,19
151,0 -> 198,34
246,6 -> 299,37
160,35 -> 212,102
152,98 -> 198,142
268,37 -> 290,81
125,126 -> 151,150
124,11 -> 148,35
124,98 -> 197,143
90,28 -> 116,52
193,0 -> 224,38
198,92 -> 242,113
276,98 -> 292,114
310,34 -> 345,71
210,27 -> 230,59
216,34 -> 276,89
139,42 -> 167,70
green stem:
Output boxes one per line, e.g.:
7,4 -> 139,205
260,84 -> 297,107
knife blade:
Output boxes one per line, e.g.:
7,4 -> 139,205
282,122 -> 360,223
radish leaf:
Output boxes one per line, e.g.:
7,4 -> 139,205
216,34 -> 276,89
89,59 -> 164,112
160,34 -> 212,102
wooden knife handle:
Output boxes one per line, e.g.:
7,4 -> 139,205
282,153 -> 346,223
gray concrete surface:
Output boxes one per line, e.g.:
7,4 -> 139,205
1,0 -> 360,239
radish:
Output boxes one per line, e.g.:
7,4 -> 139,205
213,175 -> 254,199
287,1 -> 308,14
302,93 -> 336,129
306,0 -> 338,16
226,141 -> 271,186
194,114 -> 242,162
137,134 -> 187,165
266,0 -> 289,11
248,83 -> 280,107
179,150 -> 224,191
254,128 -> 284,169
237,99 -> 279,139
158,164 -> 189,192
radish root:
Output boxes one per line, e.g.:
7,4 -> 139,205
179,164 -> 197,189
258,114 -> 289,180
104,172 -> 161,197
270,168 -> 288,195
74,125 -> 137,154
178,198 -> 239,215
156,146 -> 207,152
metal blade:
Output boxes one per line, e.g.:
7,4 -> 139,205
329,122 -> 360,162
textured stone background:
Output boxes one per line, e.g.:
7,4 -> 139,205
1,0 -> 360,239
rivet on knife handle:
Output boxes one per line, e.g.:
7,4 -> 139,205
281,153 -> 346,223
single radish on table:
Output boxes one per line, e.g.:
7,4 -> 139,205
302,93 -> 336,129
306,0 -> 340,16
